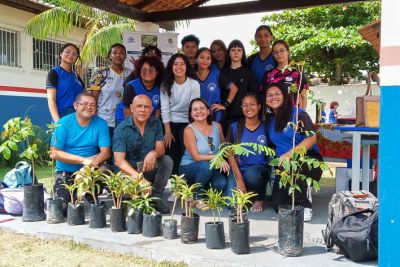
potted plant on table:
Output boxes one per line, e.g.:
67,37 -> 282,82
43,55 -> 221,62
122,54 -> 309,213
163,174 -> 186,240
141,192 -> 162,238
103,170 -> 131,232
75,165 -> 106,228
202,187 -> 229,249
1,117 -> 45,221
180,181 -> 201,244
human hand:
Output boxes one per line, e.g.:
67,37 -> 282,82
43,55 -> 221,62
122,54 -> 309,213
211,103 -> 226,111
164,132 -> 175,148
143,151 -> 157,172
219,160 -> 230,174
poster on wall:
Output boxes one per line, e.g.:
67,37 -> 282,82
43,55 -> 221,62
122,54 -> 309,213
123,31 -> 178,69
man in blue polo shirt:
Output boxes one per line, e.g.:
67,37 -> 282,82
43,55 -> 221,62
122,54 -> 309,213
50,92 -> 111,207
113,94 -> 172,214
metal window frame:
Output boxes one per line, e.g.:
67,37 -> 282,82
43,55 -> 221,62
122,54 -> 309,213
32,38 -> 64,71
0,26 -> 21,68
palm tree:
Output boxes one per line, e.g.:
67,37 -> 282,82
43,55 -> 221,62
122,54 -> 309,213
24,0 -> 136,67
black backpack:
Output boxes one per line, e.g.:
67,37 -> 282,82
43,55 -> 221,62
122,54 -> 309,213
324,208 -> 378,262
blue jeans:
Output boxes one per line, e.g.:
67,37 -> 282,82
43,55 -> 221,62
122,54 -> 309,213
179,161 -> 227,199
227,164 -> 270,201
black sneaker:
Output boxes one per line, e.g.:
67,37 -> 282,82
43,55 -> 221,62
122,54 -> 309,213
153,199 -> 170,214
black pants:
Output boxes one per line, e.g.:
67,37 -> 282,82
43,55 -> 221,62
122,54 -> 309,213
166,122 -> 187,175
272,151 -> 323,212
143,155 -> 173,195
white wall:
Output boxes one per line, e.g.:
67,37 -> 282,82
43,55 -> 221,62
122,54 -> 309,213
0,4 -> 86,91
306,84 -> 380,121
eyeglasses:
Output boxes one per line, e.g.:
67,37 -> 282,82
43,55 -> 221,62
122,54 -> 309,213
77,102 -> 96,108
272,49 -> 287,56
241,103 -> 258,109
140,67 -> 156,74
266,92 -> 282,99
207,136 -> 215,154
63,49 -> 78,57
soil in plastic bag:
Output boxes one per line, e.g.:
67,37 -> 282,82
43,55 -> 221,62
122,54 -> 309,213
127,209 -> 143,234
23,184 -> 45,222
278,205 -> 304,257
46,197 -> 63,224
67,202 -> 85,225
230,219 -> 250,254
205,221 -> 225,249
110,207 -> 126,232
181,213 -> 200,244
89,203 -> 106,228
142,213 -> 162,237
163,219 -> 178,239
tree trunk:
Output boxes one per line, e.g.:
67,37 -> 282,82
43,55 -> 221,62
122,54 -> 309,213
334,59 -> 343,85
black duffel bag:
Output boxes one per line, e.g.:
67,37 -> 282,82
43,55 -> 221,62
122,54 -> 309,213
325,208 -> 378,262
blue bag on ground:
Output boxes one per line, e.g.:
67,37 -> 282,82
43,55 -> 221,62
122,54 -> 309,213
3,161 -> 33,188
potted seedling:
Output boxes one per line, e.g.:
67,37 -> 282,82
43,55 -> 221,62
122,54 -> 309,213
103,170 -> 131,232
63,180 -> 85,225
202,187 -> 229,249
1,117 -> 45,221
141,192 -> 162,238
75,165 -> 106,228
228,189 -> 257,254
179,181 -> 201,244
163,174 -> 186,239
45,123 -> 63,224
124,173 -> 151,234
269,62 -> 330,257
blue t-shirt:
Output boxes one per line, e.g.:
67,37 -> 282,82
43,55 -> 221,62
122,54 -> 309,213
116,78 -> 161,123
198,68 -> 231,121
249,53 -> 277,89
229,121 -> 268,171
268,109 -> 319,157
329,109 -> 337,123
46,66 -> 84,116
180,122 -> 221,166
321,110 -> 327,123
51,113 -> 111,172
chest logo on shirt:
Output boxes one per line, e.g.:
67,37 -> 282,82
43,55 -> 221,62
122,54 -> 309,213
152,95 -> 160,105
285,77 -> 293,82
207,82 -> 217,92
257,135 -> 267,145
265,64 -> 274,71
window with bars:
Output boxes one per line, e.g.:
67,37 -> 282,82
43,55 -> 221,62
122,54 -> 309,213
0,27 -> 21,68
33,38 -> 64,71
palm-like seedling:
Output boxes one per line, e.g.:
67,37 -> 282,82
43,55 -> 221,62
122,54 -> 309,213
102,170 -> 131,209
169,174 -> 186,221
179,181 -> 201,218
141,193 -> 159,215
74,166 -> 104,205
202,188 -> 228,224
228,189 -> 258,223
63,182 -> 78,206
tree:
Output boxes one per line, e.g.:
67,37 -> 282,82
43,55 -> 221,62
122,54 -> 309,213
260,2 -> 380,84
24,0 -> 135,67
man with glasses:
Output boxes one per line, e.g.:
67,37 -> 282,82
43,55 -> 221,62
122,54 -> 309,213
113,94 -> 172,214
50,92 -> 111,211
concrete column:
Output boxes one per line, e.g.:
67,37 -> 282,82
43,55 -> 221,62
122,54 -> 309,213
379,1 -> 400,266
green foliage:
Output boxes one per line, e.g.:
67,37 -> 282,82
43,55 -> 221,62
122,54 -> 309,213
141,193 -> 158,215
227,189 -> 257,224
179,181 -> 201,218
210,142 -> 275,170
260,2 -> 380,84
74,166 -> 104,205
202,188 -> 228,224
123,173 -> 153,214
169,174 -> 186,220
102,170 -> 132,209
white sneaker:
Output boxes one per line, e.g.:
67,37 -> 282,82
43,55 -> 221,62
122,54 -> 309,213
304,208 -> 313,222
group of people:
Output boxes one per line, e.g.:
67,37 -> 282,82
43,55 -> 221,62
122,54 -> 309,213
46,25 -> 323,221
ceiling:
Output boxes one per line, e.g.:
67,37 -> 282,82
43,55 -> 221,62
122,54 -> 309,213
358,19 -> 381,54
74,0 -> 364,23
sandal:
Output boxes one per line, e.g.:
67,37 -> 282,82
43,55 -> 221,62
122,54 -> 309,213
194,199 -> 209,211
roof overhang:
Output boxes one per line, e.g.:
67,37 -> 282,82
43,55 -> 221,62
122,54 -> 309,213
358,19 -> 381,54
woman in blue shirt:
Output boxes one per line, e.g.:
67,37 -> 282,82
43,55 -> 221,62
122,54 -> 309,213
179,98 -> 229,209
226,93 -> 270,212
265,83 -> 323,221
329,101 -> 339,123
46,43 -> 84,122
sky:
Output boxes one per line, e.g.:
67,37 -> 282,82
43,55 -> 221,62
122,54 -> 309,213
175,0 -> 272,54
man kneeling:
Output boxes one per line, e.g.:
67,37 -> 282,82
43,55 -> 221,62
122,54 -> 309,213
113,94 -> 172,214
